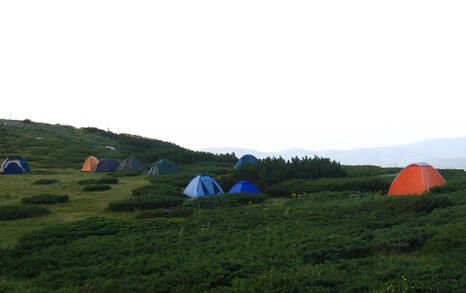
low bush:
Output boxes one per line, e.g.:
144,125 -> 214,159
423,223 -> 465,253
21,194 -> 69,204
183,193 -> 267,209
77,177 -> 118,185
430,179 -> 466,194
0,205 -> 50,221
111,170 -> 143,177
132,184 -> 182,197
32,179 -> 59,185
83,185 -> 111,192
107,196 -> 184,212
149,173 -> 195,188
342,165 -> 401,177
136,207 -> 194,219
265,176 -> 392,196
219,156 -> 346,191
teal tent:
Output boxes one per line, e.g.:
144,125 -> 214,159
149,159 -> 180,175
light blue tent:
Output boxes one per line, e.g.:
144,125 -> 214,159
228,181 -> 261,194
184,174 -> 224,198
234,154 -> 258,168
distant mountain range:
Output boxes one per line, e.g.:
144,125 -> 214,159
203,136 -> 466,169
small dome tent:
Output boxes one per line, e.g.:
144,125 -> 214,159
387,162 -> 446,196
228,181 -> 261,194
116,157 -> 147,171
91,157 -> 120,173
184,174 -> 224,198
149,159 -> 180,175
0,155 -> 30,174
234,154 -> 258,168
81,156 -> 99,172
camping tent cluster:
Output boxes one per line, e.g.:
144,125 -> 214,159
183,175 -> 261,198
3,153 -> 446,198
80,156 -> 181,174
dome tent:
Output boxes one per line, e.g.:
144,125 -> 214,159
0,155 -> 31,174
116,157 -> 147,171
234,154 -> 258,168
387,162 -> 446,196
91,157 -> 120,173
81,156 -> 99,172
149,159 -> 180,175
228,181 -> 261,194
184,174 -> 224,198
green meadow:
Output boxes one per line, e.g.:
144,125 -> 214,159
0,120 -> 465,292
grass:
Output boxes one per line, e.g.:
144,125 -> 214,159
0,169 -> 148,248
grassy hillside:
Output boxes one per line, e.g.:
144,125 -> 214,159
0,119 -> 465,292
0,168 -> 464,292
0,119 -> 236,169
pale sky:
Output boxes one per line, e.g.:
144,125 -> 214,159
1,1 -> 465,152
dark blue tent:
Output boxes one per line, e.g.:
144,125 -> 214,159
234,154 -> 258,168
184,174 -> 224,198
91,157 -> 120,172
0,155 -> 31,174
116,157 -> 147,171
228,181 -> 261,194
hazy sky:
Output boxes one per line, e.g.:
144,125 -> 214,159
1,1 -> 465,152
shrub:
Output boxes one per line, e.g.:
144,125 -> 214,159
132,184 -> 182,197
83,185 -> 111,192
111,170 -> 143,177
107,196 -> 184,212
21,194 -> 69,204
430,179 -> 466,194
183,193 -> 267,209
32,179 -> 59,185
265,176 -> 392,196
136,207 -> 194,219
77,177 -> 118,185
0,205 -> 50,221
98,177 -> 119,184
342,165 -> 401,177
149,173 -> 195,188
219,156 -> 345,190
423,223 -> 465,253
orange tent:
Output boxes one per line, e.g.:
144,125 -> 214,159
81,156 -> 99,172
387,162 -> 446,196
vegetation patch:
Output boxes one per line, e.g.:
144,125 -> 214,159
136,207 -> 194,219
430,179 -> 466,193
265,176 -> 392,196
112,170 -> 143,177
132,184 -> 182,197
0,205 -> 50,221
219,156 -> 345,191
83,185 -> 111,192
21,194 -> 69,204
32,179 -> 60,185
183,193 -> 267,209
0,194 -> 12,201
107,195 -> 184,212
149,173 -> 195,188
77,177 -> 118,185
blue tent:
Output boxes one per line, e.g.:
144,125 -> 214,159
228,181 -> 261,194
234,154 -> 258,168
184,174 -> 224,198
0,155 -> 31,174
91,157 -> 120,172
